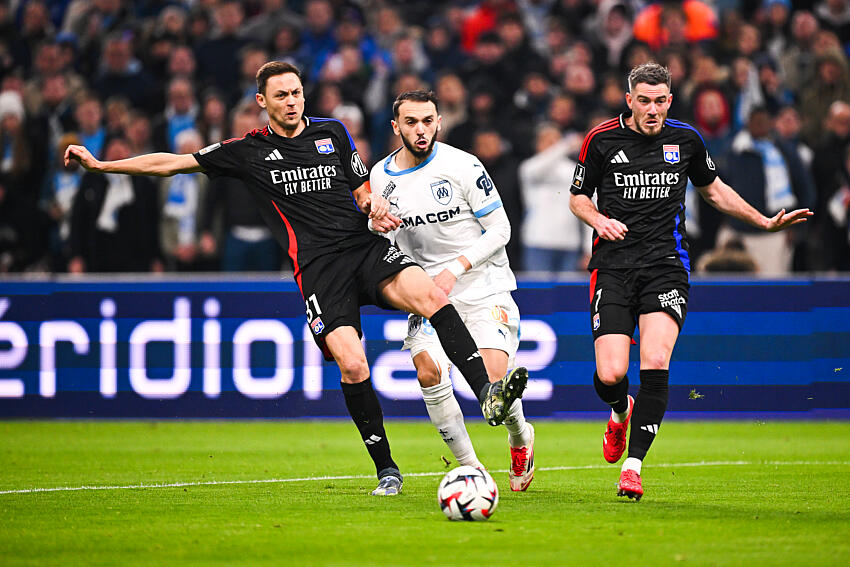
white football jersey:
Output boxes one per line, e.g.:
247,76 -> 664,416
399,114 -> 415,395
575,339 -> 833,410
370,142 -> 516,302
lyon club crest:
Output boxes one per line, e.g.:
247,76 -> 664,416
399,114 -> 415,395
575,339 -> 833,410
662,144 -> 680,164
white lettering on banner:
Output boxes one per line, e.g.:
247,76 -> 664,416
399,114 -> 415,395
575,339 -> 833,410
232,320 -> 294,398
100,300 -> 117,398
39,321 -> 90,397
0,298 -> 26,398
371,320 -> 421,399
129,297 -> 192,399
203,298 -> 221,398
302,324 -> 324,400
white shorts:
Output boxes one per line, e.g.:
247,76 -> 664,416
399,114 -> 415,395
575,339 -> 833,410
403,291 -> 521,366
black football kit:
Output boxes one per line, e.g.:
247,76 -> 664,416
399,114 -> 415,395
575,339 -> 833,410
570,113 -> 718,338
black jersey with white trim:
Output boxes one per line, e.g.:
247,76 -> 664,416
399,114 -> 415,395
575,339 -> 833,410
193,117 -> 372,272
570,113 -> 717,272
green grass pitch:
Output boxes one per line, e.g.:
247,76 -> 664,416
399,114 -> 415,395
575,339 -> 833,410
1,420 -> 848,566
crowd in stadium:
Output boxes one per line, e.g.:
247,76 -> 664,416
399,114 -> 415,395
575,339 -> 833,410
1,0 -> 849,275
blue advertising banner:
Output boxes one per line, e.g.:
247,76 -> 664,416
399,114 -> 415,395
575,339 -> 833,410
0,276 -> 847,418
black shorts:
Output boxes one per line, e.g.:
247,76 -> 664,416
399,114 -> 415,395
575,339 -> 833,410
588,266 -> 689,340
299,236 -> 418,360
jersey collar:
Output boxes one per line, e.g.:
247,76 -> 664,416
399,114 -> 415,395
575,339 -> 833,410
383,142 -> 440,176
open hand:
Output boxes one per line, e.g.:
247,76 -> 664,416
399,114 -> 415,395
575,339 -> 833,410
765,208 -> 813,232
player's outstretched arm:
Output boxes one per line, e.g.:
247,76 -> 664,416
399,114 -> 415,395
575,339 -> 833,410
697,178 -> 813,232
569,193 -> 628,241
64,145 -> 203,177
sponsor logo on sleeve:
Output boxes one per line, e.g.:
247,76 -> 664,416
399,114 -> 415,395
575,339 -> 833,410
351,151 -> 368,176
572,163 -> 585,189
199,142 -> 221,155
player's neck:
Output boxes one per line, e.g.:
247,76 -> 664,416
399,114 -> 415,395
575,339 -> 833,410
270,117 -> 306,138
395,146 -> 432,170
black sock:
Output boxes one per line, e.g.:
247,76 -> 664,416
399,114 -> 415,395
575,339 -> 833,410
428,304 -> 490,400
341,378 -> 398,477
593,372 -> 630,415
627,369 -> 669,461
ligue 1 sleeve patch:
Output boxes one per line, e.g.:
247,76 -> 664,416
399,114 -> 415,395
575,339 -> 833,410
663,144 -> 680,164
315,138 -> 335,154
572,163 -> 585,189
199,142 -> 221,155
351,151 -> 368,176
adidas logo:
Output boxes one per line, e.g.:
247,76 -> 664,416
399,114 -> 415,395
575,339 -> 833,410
610,150 -> 629,164
264,149 -> 284,161
640,424 -> 659,435
364,434 -> 382,445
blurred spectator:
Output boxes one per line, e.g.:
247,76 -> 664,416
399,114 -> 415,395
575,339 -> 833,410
518,122 -> 584,273
696,238 -> 758,272
727,56 -> 765,133
73,92 -> 106,158
424,16 -> 466,73
331,103 -> 365,139
15,0 -> 55,75
104,95 -> 131,137
160,128 -> 206,271
815,0 -> 850,43
720,106 -> 815,275
434,72 -> 468,141
563,63 -> 598,129
599,74 -> 629,117
446,85 -> 501,152
461,0 -> 514,53
92,32 -> 158,112
762,0 -> 793,61
822,144 -> 850,270
756,55 -> 794,114
513,70 -> 555,124
167,44 -> 197,82
29,73 -> 77,152
41,132 -> 82,271
153,77 -> 198,152
589,0 -> 634,71
196,89 -> 228,145
461,31 -> 512,105
498,12 -> 546,76
68,136 -> 162,273
240,0 -> 303,46
800,49 -> 850,145
633,0 -> 718,52
194,0 -> 249,103
198,107 -> 281,272
236,44 -> 269,106
780,11 -> 820,93
546,92 -> 582,135
373,5 -> 406,53
810,101 -> 850,270
300,0 -> 337,79
124,110 -> 153,156
473,128 -> 523,267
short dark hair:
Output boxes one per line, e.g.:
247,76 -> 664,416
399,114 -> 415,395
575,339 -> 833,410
392,90 -> 439,119
256,61 -> 302,95
627,62 -> 672,92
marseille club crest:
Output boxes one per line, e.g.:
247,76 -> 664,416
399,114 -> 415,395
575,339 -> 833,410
430,179 -> 453,205
662,144 -> 680,164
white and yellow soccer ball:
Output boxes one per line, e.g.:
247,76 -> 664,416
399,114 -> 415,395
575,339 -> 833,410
437,466 -> 499,521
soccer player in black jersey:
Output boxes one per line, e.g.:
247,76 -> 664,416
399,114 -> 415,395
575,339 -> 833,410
569,62 -> 811,500
64,61 -> 528,497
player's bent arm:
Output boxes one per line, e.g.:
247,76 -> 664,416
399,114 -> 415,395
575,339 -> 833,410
457,206 -> 511,271
65,145 -> 203,177
569,193 -> 628,241
696,177 -> 813,232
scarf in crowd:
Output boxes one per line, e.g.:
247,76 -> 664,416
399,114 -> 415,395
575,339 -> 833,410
732,130 -> 795,212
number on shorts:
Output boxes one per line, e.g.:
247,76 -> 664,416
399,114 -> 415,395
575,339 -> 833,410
305,293 -> 323,321
594,289 -> 602,312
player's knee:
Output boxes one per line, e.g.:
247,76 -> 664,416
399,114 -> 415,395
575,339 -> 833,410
423,284 -> 449,316
641,353 -> 670,371
417,365 -> 441,388
337,356 -> 370,383
596,367 -> 627,386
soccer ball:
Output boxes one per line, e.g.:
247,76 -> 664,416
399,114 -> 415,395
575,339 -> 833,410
437,466 -> 499,521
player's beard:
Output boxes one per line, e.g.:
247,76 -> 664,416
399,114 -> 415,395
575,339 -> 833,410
401,133 -> 436,160
636,112 -> 665,136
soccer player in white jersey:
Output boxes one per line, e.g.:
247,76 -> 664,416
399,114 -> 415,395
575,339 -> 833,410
369,91 -> 535,491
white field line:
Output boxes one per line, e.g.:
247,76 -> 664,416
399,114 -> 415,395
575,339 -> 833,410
1,460 -> 847,496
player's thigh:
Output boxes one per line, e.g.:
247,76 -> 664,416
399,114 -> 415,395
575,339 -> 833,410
637,312 -> 679,370
324,325 -> 369,383
300,255 -> 362,362
378,265 -> 448,317
457,293 -> 519,379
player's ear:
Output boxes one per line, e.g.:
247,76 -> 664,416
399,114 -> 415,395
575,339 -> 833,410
256,92 -> 266,109
391,119 -> 400,135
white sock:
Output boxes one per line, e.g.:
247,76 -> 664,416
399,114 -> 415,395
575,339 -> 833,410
421,381 -> 481,467
611,396 -> 631,424
504,399 -> 532,447
622,457 -> 642,475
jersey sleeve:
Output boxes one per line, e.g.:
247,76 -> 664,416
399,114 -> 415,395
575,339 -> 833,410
687,130 -> 718,187
461,157 -> 503,218
193,138 -> 246,179
570,132 -> 603,197
331,120 -> 369,189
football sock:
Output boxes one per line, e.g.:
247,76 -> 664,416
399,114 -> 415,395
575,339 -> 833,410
421,381 -> 481,467
341,378 -> 398,477
622,457 -> 642,475
428,304 -> 490,400
593,371 -> 630,420
504,399 -> 532,447
627,369 -> 669,461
